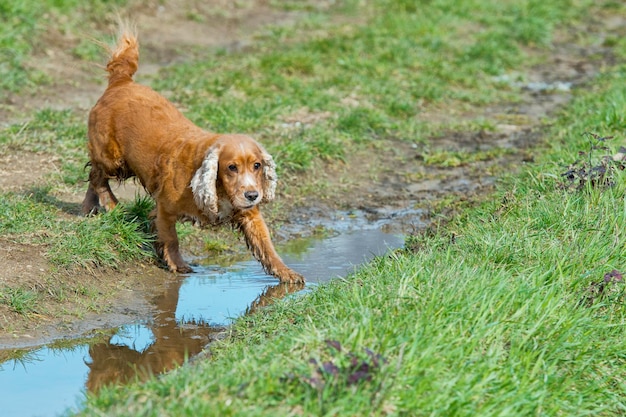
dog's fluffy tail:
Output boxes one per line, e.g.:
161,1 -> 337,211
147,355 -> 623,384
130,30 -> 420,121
106,26 -> 139,87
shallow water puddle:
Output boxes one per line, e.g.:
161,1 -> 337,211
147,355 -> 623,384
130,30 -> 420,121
0,226 -> 404,417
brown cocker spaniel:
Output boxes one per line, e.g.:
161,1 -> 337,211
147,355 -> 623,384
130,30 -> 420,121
82,30 -> 304,284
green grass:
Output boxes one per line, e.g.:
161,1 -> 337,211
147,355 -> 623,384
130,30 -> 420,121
0,287 -> 39,315
0,191 -> 153,269
49,204 -> 154,268
153,0 -> 594,168
422,148 -> 513,168
0,0 -> 127,93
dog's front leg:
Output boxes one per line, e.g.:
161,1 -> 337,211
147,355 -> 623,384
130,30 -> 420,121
235,208 -> 304,283
154,204 -> 193,274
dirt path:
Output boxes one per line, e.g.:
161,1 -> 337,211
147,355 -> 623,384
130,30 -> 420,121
0,2 -> 623,347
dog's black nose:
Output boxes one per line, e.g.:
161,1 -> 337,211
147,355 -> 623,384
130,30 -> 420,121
244,191 -> 259,202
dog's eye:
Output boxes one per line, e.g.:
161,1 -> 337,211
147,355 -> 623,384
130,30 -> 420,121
253,162 -> 261,170
228,164 -> 238,172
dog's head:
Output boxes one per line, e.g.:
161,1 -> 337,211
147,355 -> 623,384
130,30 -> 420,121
191,135 -> 277,215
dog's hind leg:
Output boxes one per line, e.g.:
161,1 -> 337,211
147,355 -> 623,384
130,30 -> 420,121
82,165 -> 119,215
154,204 -> 192,273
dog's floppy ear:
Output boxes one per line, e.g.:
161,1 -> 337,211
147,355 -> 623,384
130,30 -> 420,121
259,144 -> 277,203
191,144 -> 220,215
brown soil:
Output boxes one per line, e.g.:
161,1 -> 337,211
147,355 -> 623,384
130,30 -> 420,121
0,1 -> 622,348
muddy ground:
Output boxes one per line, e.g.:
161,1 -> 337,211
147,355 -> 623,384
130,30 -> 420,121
0,1 -> 623,348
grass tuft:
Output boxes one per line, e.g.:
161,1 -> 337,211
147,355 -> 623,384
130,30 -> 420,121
0,191 -> 154,269
0,287 -> 39,315
49,204 -> 155,268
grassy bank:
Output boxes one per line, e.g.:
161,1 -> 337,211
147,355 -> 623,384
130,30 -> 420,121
66,1 -> 626,417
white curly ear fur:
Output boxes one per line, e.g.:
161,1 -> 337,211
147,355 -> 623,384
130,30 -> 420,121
260,145 -> 277,203
191,146 -> 220,215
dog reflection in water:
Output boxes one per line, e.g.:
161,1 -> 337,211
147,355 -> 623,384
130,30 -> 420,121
85,281 -> 303,392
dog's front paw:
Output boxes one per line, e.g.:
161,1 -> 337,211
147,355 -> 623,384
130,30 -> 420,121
162,248 -> 194,274
276,268 -> 305,284
170,263 -> 193,274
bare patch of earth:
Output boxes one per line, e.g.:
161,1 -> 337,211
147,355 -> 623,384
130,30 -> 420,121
0,244 -> 171,347
0,2 -> 623,348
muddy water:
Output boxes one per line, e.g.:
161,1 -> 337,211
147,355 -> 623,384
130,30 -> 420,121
0,219 -> 407,417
